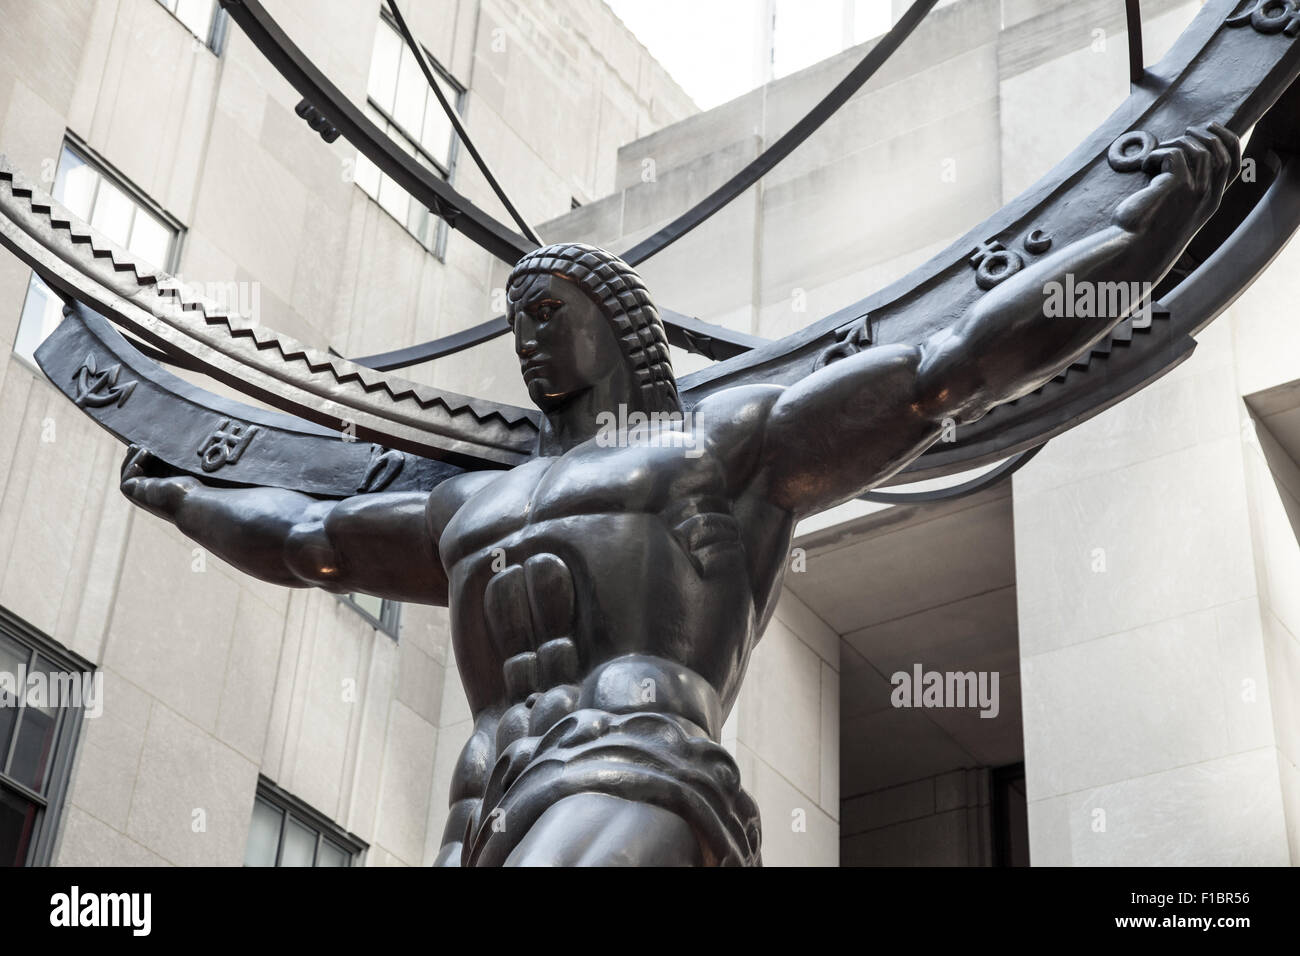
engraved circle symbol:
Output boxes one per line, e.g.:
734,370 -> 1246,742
1108,130 -> 1159,172
975,250 -> 1023,290
1247,0 -> 1299,33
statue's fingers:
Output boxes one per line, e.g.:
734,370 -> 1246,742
121,444 -> 147,483
1188,125 -> 1233,196
1188,126 -> 1230,174
156,476 -> 198,513
1170,134 -> 1211,194
142,477 -> 182,513
120,474 -> 151,505
1208,121 -> 1243,177
1144,146 -> 1191,186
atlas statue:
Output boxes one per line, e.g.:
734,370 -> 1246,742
116,125 -> 1240,866
3,0 -> 1296,868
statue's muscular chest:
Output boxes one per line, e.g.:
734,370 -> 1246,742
435,439 -> 727,569
430,440 -> 752,710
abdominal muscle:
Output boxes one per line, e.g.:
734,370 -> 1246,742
437,524 -> 768,866
447,508 -> 760,720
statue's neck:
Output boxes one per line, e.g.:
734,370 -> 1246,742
537,385 -> 661,457
536,387 -> 607,456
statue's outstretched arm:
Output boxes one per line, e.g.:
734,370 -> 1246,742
119,446 -> 449,606
758,124 -> 1241,515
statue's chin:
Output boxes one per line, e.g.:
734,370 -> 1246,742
528,378 -> 563,410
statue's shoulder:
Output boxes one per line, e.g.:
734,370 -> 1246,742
692,384 -> 784,436
426,467 -> 512,536
690,383 -> 785,465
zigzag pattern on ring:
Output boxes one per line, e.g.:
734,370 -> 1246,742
0,161 -> 539,437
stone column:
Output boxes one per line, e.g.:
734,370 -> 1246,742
1012,316 -> 1297,865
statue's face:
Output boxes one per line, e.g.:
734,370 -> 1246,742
510,272 -> 624,411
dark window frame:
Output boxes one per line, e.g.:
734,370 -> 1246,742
338,594 -> 402,640
246,776 -> 367,867
0,604 -> 92,867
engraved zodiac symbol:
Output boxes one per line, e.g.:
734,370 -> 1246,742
196,418 -> 261,472
72,353 -> 137,409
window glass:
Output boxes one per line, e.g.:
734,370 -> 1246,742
88,178 -> 134,248
0,633 -> 26,757
173,0 -> 215,41
243,783 -> 364,868
12,275 -> 63,365
13,144 -> 178,364
392,45 -> 427,135
377,141 -> 410,224
411,203 -> 433,250
280,816 -> 317,867
0,786 -> 37,867
128,209 -> 172,267
7,702 -> 58,793
421,89 -> 454,168
156,0 -> 220,48
53,150 -> 96,220
357,17 -> 460,253
348,593 -> 385,621
243,798 -> 283,867
366,20 -> 402,114
316,840 -> 348,868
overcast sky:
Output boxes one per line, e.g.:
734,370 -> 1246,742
605,0 -> 895,110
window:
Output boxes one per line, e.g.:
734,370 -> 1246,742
0,606 -> 90,867
12,140 -> 181,365
354,14 -> 463,254
244,778 -> 365,867
153,0 -> 227,52
342,593 -> 401,639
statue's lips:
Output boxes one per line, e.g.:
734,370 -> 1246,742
520,358 -> 551,380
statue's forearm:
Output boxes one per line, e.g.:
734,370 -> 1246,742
121,468 -> 447,603
924,224 -> 1162,419
125,476 -> 326,588
920,123 -> 1240,424
757,125 -> 1238,516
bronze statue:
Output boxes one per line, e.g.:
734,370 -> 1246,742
115,125 -> 1241,866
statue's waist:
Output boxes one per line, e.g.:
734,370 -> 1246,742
577,654 -> 723,740
489,652 -> 725,762
467,702 -> 761,866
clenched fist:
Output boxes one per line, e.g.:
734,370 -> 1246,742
120,444 -> 197,521
1116,122 -> 1242,238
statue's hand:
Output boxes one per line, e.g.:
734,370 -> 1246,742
120,444 -> 197,521
1116,123 -> 1242,236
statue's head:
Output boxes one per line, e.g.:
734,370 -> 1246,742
506,243 -> 680,415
